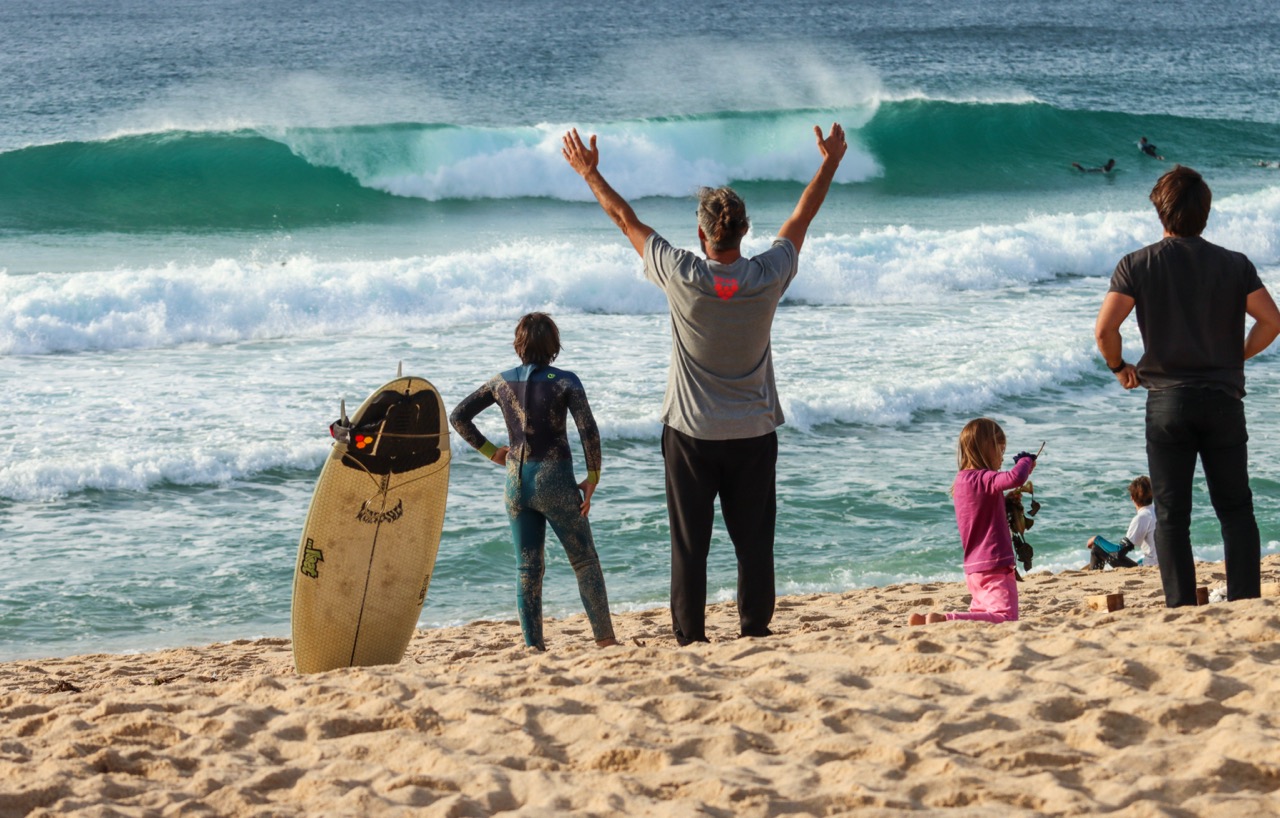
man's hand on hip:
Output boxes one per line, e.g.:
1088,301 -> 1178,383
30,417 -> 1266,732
1114,364 -> 1139,389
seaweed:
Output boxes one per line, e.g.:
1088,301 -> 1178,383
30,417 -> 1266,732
1005,482 -> 1041,580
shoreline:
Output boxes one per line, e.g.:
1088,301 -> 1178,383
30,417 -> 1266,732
4,557 -> 1280,815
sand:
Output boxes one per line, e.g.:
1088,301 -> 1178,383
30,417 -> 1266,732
5,557 -> 1280,817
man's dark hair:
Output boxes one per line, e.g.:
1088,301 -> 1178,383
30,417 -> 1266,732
696,187 -> 750,251
1149,165 -> 1211,237
513,312 -> 561,365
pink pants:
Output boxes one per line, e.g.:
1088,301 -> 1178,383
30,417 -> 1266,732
946,566 -> 1018,622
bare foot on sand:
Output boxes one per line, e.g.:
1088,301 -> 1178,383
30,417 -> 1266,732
909,613 -> 948,626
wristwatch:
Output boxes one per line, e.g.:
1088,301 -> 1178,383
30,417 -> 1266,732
1107,360 -> 1127,373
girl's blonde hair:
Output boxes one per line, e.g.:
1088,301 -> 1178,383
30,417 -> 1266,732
957,417 -> 1006,472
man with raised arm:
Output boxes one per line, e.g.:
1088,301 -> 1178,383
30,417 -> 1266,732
563,124 -> 847,644
1096,165 -> 1280,607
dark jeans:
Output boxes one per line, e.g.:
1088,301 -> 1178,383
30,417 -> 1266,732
1146,387 -> 1260,607
661,426 -> 777,644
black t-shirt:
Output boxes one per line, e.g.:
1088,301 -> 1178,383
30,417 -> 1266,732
1109,236 -> 1263,398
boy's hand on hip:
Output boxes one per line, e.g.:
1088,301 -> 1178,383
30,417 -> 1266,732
578,480 -> 596,517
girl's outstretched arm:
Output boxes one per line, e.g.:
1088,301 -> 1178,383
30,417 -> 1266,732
972,455 -> 1037,494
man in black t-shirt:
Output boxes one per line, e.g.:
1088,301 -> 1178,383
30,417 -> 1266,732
1095,166 -> 1280,607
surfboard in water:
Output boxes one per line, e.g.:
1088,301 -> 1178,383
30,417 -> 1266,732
291,374 -> 451,674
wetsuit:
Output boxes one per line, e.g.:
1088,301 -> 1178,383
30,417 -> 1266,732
450,363 -> 614,648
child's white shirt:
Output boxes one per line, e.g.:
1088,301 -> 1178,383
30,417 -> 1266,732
1127,504 -> 1157,566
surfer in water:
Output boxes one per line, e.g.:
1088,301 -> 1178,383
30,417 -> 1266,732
1138,137 -> 1164,160
450,312 -> 618,650
1072,158 -> 1116,173
562,123 -> 846,645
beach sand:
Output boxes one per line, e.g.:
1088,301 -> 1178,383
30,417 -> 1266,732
5,557 -> 1280,817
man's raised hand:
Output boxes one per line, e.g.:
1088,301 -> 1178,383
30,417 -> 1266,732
562,129 -> 599,178
559,128 -> 652,257
815,122 -> 847,165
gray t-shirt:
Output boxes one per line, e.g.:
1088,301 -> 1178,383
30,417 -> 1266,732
1109,236 -> 1263,398
643,232 -> 798,440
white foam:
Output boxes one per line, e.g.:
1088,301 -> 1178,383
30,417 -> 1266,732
6,187 -> 1278,358
0,441 -> 327,503
5,189 -> 1279,501
0,244 -> 662,356
794,186 -> 1280,305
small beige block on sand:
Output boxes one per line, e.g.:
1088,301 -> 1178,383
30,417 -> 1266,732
1087,593 -> 1124,613
1262,583 -> 1280,598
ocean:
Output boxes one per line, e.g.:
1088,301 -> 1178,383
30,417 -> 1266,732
3,0 -> 1279,662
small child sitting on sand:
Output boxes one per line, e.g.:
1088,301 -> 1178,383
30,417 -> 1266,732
910,418 -> 1038,626
1085,475 -> 1155,570
449,313 -> 618,650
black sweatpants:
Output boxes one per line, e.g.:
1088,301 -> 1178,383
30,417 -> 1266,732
661,425 -> 777,644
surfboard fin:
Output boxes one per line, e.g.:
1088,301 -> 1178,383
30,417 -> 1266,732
329,398 -> 352,443
397,361 -> 403,378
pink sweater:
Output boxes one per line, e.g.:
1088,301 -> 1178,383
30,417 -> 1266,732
952,457 -> 1036,574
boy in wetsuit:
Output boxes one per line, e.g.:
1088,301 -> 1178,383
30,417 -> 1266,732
450,313 -> 618,649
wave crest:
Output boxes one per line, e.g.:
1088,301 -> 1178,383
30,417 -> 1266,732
5,100 -> 1276,231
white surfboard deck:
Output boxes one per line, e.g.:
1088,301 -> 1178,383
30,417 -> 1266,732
291,375 -> 450,674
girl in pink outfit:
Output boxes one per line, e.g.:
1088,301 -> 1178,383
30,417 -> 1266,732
910,418 -> 1037,625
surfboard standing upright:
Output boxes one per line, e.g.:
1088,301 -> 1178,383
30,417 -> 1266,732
291,375 -> 451,674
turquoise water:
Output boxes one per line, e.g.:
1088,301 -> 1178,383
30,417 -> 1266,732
2,0 -> 1279,661
2,104 -> 1277,235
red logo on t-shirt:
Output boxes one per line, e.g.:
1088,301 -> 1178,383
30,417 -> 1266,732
713,276 -> 739,300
